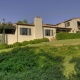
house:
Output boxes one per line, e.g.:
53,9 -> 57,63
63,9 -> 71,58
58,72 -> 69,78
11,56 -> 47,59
4,17 -> 56,44
55,17 -> 80,33
1,17 -> 80,44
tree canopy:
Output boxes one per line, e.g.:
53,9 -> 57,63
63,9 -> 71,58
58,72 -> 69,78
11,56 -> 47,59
0,21 -> 16,29
17,19 -> 28,24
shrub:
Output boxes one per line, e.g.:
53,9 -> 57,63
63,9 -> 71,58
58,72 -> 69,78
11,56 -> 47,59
0,43 -> 8,49
21,41 -> 29,46
8,44 -> 14,48
41,38 -> 49,42
56,32 -> 80,40
28,38 -> 49,44
13,42 -> 22,47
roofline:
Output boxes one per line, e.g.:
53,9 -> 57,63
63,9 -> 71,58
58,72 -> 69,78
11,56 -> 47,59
56,17 -> 80,25
16,23 -> 35,26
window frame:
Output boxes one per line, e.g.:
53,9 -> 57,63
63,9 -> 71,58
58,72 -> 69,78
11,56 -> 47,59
65,22 -> 70,27
20,28 -> 31,36
45,29 -> 53,36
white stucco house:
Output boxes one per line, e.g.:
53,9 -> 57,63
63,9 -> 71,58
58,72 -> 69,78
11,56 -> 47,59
0,16 -> 80,44
3,17 -> 56,44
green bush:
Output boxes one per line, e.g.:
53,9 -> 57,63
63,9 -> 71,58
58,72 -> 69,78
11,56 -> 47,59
0,38 -> 49,49
0,46 -> 66,80
23,38 -> 49,44
21,41 -> 29,46
8,44 -> 14,48
0,43 -> 8,49
41,38 -> 49,42
13,42 -> 22,47
56,32 -> 80,40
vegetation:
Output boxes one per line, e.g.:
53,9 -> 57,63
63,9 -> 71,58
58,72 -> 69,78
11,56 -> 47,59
0,46 -> 65,80
17,19 -> 28,24
0,44 -> 80,79
0,38 -> 49,49
56,32 -> 80,40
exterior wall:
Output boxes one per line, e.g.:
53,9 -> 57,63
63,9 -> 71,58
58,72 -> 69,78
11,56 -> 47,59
56,18 -> 80,33
69,18 -> 80,33
6,25 -> 35,44
57,22 -> 65,28
34,17 -> 43,39
5,26 -> 17,44
17,25 -> 35,42
43,27 -> 56,41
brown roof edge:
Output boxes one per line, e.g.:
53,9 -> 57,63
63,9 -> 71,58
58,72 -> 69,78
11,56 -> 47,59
56,27 -> 72,29
43,26 -> 57,28
56,17 -> 80,25
16,23 -> 35,26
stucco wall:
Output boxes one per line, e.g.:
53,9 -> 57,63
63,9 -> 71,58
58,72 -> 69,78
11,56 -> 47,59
6,25 -> 35,44
17,25 -> 35,42
34,17 -> 43,39
43,27 -> 56,41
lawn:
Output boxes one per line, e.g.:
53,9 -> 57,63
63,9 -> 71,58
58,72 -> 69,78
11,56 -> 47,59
0,39 -> 80,79
28,38 -> 80,47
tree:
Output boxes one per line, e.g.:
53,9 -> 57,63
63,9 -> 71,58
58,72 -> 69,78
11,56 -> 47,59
17,19 -> 28,24
17,21 -> 23,24
23,19 -> 28,24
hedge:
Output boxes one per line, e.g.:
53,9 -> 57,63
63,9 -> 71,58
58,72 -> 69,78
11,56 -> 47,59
0,38 -> 49,49
56,32 -> 80,40
0,43 -> 8,49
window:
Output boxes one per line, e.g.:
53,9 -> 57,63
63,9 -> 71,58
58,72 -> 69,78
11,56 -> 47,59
20,28 -> 31,35
65,22 -> 70,27
45,30 -> 53,36
77,21 -> 80,29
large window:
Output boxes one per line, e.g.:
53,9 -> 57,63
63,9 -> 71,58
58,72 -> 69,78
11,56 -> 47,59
45,30 -> 53,36
20,28 -> 31,35
65,22 -> 70,27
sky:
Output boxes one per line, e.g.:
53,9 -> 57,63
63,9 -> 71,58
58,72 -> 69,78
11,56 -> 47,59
0,0 -> 80,24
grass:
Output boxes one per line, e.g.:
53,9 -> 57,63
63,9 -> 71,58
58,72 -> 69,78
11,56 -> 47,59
28,38 -> 80,47
0,45 -> 80,79
0,39 -> 80,79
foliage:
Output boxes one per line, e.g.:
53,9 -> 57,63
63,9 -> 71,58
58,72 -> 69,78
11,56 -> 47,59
56,32 -> 80,40
21,41 -> 29,46
29,38 -> 49,44
13,42 -> 22,47
0,43 -> 8,49
0,38 -> 49,49
0,46 -> 67,80
17,19 -> 28,24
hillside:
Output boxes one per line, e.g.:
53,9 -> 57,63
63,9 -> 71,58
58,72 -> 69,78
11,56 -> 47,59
0,45 -> 80,80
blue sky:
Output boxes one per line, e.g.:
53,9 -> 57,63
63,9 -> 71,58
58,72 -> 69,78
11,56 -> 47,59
0,0 -> 80,24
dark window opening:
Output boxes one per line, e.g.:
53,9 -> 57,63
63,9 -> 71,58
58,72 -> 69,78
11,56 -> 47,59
0,29 -> 15,34
77,21 -> 80,29
20,28 -> 31,35
45,30 -> 53,36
